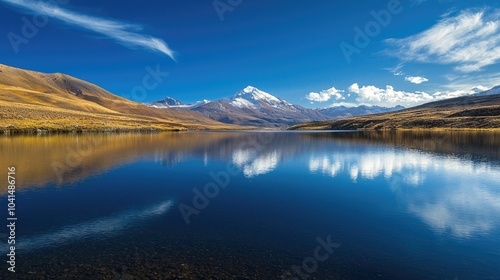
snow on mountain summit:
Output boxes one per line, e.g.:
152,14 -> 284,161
240,86 -> 282,103
146,97 -> 210,109
475,85 -> 500,96
227,86 -> 295,111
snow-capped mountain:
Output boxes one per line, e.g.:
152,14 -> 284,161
146,86 -> 411,127
149,97 -> 184,108
225,86 -> 298,112
193,86 -> 328,127
147,97 -> 210,109
475,85 -> 500,96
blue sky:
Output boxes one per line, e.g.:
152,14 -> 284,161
1,0 -> 499,108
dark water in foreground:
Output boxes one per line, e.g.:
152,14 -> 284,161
1,131 -> 499,279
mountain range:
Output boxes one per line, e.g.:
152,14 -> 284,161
0,63 -> 498,132
146,86 -> 404,127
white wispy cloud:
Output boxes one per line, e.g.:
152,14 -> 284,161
1,0 -> 175,60
405,76 -> 429,84
305,87 -> 344,102
328,102 -> 359,108
387,9 -> 500,72
442,72 -> 500,92
385,63 -> 405,76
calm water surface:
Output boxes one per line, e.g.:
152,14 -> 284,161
1,131 -> 499,279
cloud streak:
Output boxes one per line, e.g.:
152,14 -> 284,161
3,200 -> 174,252
387,9 -> 500,73
1,0 -> 176,60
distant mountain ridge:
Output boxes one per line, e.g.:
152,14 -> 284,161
319,105 -> 405,119
147,97 -> 210,109
475,85 -> 500,96
290,91 -> 500,130
150,97 -> 185,107
147,86 -> 404,127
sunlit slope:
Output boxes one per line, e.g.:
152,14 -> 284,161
0,64 -> 236,132
289,94 -> 500,130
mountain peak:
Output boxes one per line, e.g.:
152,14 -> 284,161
243,85 -> 257,93
235,86 -> 282,103
158,96 -> 184,106
146,96 -> 211,109
475,85 -> 500,96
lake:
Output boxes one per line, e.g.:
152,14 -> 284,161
1,131 -> 499,279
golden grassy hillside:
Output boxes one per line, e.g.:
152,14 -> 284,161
289,94 -> 500,131
0,64 -> 240,133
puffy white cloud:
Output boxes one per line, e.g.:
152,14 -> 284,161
310,82 -> 494,108
348,83 -> 434,107
347,83 -> 489,107
306,87 -> 344,102
387,9 -> 500,72
405,76 -> 429,84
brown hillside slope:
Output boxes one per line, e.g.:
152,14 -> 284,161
0,64 -> 237,133
289,94 -> 500,131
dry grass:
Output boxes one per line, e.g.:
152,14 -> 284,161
0,64 -> 247,133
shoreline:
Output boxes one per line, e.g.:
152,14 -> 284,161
0,127 -> 187,135
289,126 -> 500,132
2,126 -> 500,135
